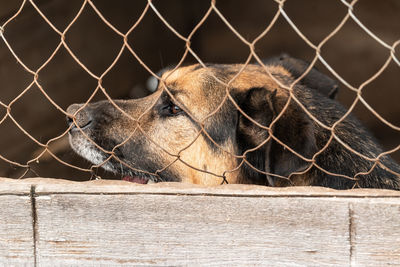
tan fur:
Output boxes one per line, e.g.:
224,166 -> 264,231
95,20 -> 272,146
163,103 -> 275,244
68,64 -> 302,184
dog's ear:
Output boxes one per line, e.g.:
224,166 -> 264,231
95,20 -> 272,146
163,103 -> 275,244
236,87 -> 318,186
264,54 -> 339,99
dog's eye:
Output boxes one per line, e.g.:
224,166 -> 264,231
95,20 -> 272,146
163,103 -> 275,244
161,102 -> 183,116
169,104 -> 182,115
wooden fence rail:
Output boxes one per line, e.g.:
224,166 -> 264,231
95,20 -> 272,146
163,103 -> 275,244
0,178 -> 399,266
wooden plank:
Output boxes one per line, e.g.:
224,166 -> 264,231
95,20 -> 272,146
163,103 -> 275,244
351,199 -> 400,266
16,177 -> 400,197
34,193 -> 351,266
1,178 -> 400,266
0,183 -> 34,265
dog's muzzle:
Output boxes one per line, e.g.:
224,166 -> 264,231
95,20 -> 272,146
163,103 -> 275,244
66,104 -> 93,132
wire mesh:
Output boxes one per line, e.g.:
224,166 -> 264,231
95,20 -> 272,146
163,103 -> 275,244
0,0 -> 399,188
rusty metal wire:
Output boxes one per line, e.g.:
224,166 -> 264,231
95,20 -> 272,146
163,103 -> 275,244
0,0 -> 399,186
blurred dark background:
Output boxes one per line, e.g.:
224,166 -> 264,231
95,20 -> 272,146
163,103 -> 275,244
0,0 -> 399,180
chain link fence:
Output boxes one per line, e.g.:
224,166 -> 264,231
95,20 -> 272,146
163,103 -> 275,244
0,0 -> 399,188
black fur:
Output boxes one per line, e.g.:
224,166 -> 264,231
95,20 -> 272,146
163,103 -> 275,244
235,76 -> 400,189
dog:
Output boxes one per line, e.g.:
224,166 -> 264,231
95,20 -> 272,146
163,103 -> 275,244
67,57 -> 400,189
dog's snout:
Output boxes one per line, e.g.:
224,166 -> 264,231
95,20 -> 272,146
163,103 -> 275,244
66,104 -> 93,131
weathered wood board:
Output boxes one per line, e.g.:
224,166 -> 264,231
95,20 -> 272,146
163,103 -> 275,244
0,182 -> 34,265
34,195 -> 350,266
0,178 -> 399,266
351,200 -> 400,266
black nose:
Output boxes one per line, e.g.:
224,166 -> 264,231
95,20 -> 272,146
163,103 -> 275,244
66,104 -> 93,131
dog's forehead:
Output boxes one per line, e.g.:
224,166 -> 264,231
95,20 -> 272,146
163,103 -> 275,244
161,64 -> 290,95
162,65 -> 209,90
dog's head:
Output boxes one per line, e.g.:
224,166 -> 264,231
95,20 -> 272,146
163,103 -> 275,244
67,62 -> 330,185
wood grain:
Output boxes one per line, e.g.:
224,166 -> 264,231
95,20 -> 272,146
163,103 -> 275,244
351,199 -> 400,266
11,177 -> 400,197
0,183 -> 34,265
34,194 -> 351,266
0,178 -> 400,266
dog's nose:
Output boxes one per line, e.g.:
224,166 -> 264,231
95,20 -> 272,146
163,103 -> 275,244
66,104 -> 93,131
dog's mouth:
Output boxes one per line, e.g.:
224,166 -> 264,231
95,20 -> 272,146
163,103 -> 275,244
117,168 -> 160,184
68,136 -> 163,184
